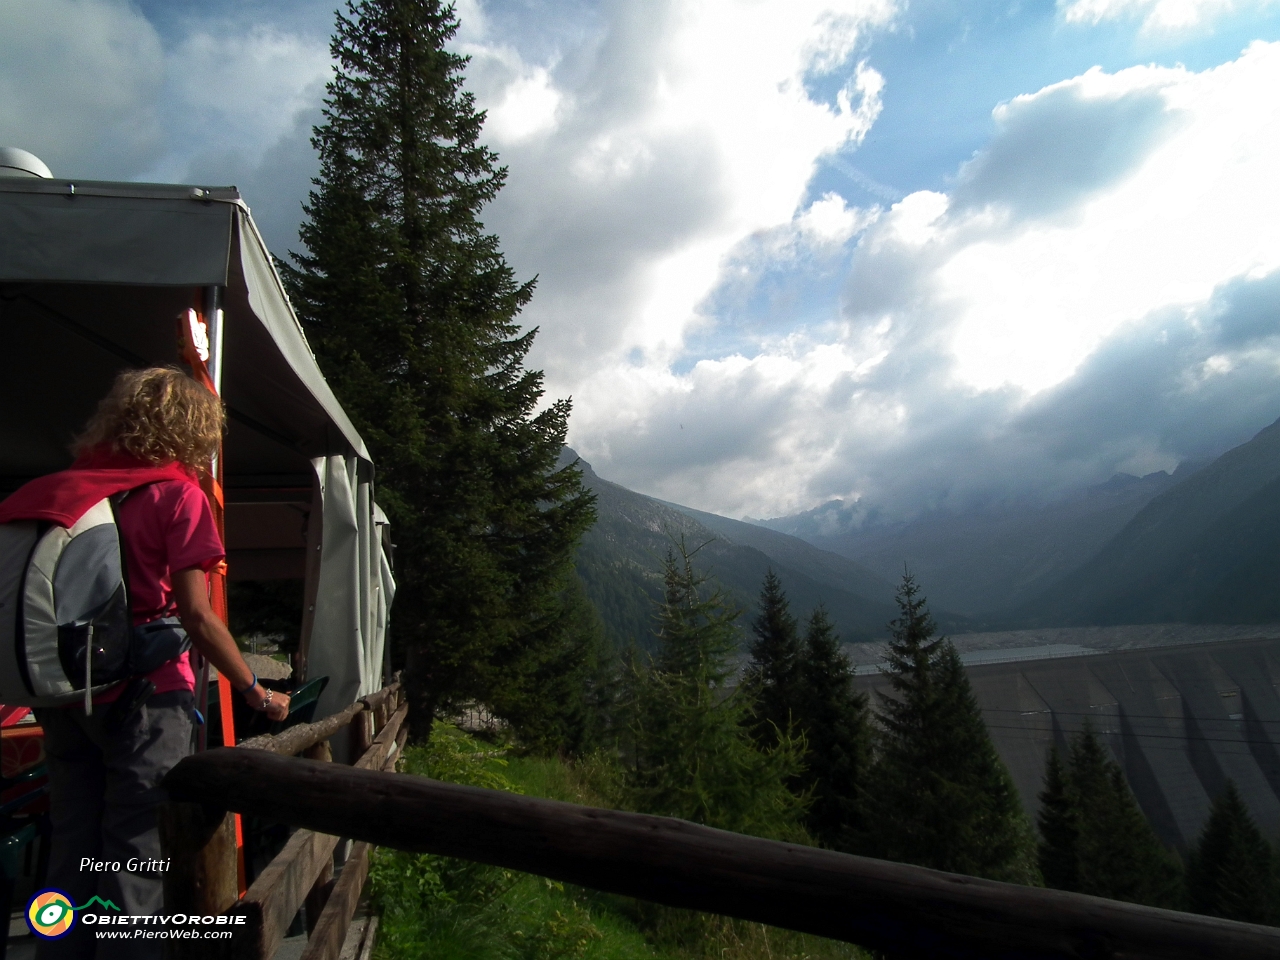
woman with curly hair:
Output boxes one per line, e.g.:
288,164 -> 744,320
0,367 -> 289,959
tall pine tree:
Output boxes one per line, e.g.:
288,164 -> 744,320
796,605 -> 871,850
1187,781 -> 1278,925
283,1 -> 595,738
743,570 -> 803,747
1036,724 -> 1183,908
622,545 -> 806,840
1036,746 -> 1079,891
859,572 -> 1038,883
743,573 -> 871,848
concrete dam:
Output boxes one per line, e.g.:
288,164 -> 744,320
851,628 -> 1280,849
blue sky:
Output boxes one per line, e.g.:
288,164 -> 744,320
831,1 -> 1280,199
3,0 -> 1280,522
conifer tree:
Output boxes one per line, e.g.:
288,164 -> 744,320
743,570 -> 803,747
1187,781 -> 1278,925
282,1 -> 595,736
859,572 -> 1038,883
1071,725 -> 1183,907
1037,724 -> 1183,907
1036,746 -> 1079,891
622,545 -> 806,840
796,605 -> 871,850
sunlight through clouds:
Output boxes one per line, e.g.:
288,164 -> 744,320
4,0 -> 1280,522
473,0 -> 898,379
936,45 -> 1280,391
575,39 -> 1280,518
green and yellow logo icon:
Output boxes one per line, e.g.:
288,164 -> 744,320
26,890 -> 76,939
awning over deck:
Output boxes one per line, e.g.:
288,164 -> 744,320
0,177 -> 394,720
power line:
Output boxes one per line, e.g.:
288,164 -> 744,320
978,722 -> 1280,751
980,706 -> 1280,726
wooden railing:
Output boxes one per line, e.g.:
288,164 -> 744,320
159,680 -> 406,960
163,729 -> 1280,960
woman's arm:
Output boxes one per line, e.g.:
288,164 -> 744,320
172,566 -> 290,722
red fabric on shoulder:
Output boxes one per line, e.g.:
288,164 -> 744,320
0,450 -> 198,527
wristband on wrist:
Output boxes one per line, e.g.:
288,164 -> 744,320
237,673 -> 258,695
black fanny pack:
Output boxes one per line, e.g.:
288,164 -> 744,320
128,616 -> 192,676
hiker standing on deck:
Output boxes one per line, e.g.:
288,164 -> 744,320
0,367 -> 289,959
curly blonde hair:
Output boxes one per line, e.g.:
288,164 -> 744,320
74,367 -> 225,471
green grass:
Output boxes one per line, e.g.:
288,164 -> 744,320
368,724 -> 868,960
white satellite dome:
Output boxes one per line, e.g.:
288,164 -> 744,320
0,147 -> 53,178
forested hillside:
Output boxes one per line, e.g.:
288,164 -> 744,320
568,451 -> 901,649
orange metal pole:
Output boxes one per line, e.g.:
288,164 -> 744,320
179,295 -> 247,896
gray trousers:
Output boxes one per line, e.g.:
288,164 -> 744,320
33,692 -> 193,960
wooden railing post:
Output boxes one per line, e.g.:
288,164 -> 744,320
302,737 -> 335,931
348,709 -> 372,761
157,681 -> 402,959
157,802 -> 239,915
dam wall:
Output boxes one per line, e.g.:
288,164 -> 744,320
852,635 -> 1280,848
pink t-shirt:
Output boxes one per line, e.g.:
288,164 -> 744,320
97,480 -> 225,701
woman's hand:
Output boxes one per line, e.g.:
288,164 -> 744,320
243,682 -> 290,722
173,566 -> 291,723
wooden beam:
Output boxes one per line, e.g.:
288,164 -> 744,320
189,709 -> 405,958
302,739 -> 333,763
164,750 -> 1280,960
302,737 -> 336,933
158,803 -> 239,916
353,703 -> 406,772
235,826 -> 341,960
303,859 -> 334,936
359,682 -> 401,721
299,716 -> 406,960
347,710 -> 372,763
297,842 -> 370,960
238,700 -> 365,757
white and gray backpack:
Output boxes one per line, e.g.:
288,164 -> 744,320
0,494 -> 189,709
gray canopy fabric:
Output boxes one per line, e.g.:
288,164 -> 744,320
0,179 -> 235,287
307,456 -> 396,720
0,177 -> 394,717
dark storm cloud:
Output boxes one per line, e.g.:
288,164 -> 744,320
951,78 -> 1181,220
183,106 -> 324,260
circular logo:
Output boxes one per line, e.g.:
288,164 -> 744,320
27,889 -> 76,939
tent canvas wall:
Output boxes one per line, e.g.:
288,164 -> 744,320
0,176 -> 394,722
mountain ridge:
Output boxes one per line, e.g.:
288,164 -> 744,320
1017,415 -> 1280,625
567,451 -> 906,649
749,468 -> 1198,617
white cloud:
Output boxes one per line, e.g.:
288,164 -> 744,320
0,0 -> 330,191
9,0 -> 1278,527
1059,0 -> 1275,30
796,192 -> 874,246
935,45 -> 1280,393
470,0 -> 897,384
485,66 -> 563,143
0,0 -> 165,178
567,41 -> 1280,520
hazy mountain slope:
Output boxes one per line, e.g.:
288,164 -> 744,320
756,470 -> 1189,617
568,454 -> 900,649
661,501 -> 896,606
1020,415 -> 1280,626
